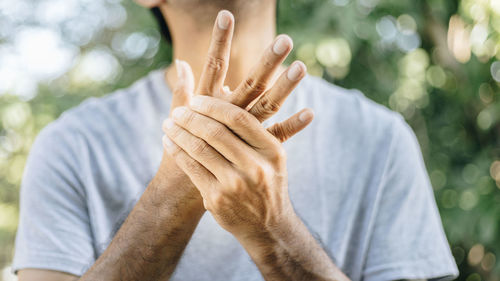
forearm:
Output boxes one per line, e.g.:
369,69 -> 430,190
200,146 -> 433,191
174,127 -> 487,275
80,159 -> 204,281
240,214 -> 350,281
162,94 -> 341,280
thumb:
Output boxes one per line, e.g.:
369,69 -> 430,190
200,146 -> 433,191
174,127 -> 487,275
170,59 -> 195,113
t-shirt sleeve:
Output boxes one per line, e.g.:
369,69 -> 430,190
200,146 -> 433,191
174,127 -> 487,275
363,116 -> 459,281
12,122 -> 95,276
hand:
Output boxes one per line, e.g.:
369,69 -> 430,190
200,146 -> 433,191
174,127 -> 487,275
158,10 -> 311,198
170,10 -> 311,140
162,96 -> 310,241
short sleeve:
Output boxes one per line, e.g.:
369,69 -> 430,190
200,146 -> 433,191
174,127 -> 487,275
363,116 -> 459,281
12,121 -> 95,276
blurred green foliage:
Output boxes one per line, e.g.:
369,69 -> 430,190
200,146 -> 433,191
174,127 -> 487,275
1,0 -> 499,280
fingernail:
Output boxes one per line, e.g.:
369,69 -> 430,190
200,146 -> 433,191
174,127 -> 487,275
287,61 -> 305,81
217,10 -> 232,30
163,118 -> 174,130
179,60 -> 195,93
172,107 -> 187,119
273,35 -> 292,55
163,135 -> 174,148
299,110 -> 314,123
175,59 -> 185,81
222,85 -> 231,95
189,96 -> 204,109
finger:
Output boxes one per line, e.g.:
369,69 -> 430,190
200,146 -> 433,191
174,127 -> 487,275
249,61 -> 307,122
180,60 -> 195,94
229,34 -> 293,108
162,135 -> 214,197
170,60 -> 196,113
189,95 -> 276,149
171,106 -> 258,168
163,118 -> 234,183
196,10 -> 235,96
267,108 -> 314,143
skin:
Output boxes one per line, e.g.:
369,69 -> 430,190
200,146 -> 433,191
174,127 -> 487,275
18,7 -> 318,281
17,2 -> 427,281
163,96 -> 349,280
159,0 -> 279,90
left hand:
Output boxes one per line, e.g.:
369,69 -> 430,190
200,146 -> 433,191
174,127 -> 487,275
162,95 -> 310,240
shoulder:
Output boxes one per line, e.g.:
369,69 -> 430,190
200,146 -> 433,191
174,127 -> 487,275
62,71 -> 161,133
298,77 -> 430,195
291,75 -> 405,151
37,69 -> 168,147
303,75 -> 399,125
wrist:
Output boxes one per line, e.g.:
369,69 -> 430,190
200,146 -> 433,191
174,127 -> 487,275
157,152 -> 199,192
148,153 -> 205,216
237,209 -> 301,257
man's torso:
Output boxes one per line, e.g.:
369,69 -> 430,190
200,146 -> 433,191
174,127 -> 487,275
69,70 -> 396,279
13,69 -> 458,280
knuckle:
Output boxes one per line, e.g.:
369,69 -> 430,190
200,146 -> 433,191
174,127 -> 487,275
243,77 -> 267,93
168,124 -> 183,139
230,109 -> 249,125
259,96 -> 281,114
249,103 -> 266,120
263,58 -> 275,69
271,119 -> 297,143
169,144 -> 182,158
190,138 -> 210,155
251,164 -> 267,183
205,123 -> 226,140
269,145 -> 286,163
214,35 -> 228,46
183,155 -> 199,171
209,192 -> 225,210
276,146 -> 286,159
204,101 -> 217,114
206,56 -> 227,72
269,124 -> 287,143
229,175 -> 245,193
283,119 -> 297,134
182,110 -> 196,126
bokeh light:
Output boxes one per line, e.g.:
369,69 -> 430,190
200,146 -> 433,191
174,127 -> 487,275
1,0 -> 499,280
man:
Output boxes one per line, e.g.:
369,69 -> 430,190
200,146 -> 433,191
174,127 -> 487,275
13,1 -> 459,280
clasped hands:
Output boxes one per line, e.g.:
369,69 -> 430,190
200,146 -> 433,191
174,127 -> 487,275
161,10 -> 313,244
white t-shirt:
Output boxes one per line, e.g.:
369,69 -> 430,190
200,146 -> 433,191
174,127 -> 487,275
13,69 -> 459,280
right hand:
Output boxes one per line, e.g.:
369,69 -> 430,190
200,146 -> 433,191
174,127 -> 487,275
158,10 -> 312,202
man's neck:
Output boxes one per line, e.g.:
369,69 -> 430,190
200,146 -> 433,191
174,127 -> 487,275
160,4 -> 277,92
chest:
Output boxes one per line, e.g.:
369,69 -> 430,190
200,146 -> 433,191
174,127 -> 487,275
85,129 -> 375,279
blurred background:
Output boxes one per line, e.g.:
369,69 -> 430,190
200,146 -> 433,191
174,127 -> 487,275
0,0 -> 499,280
